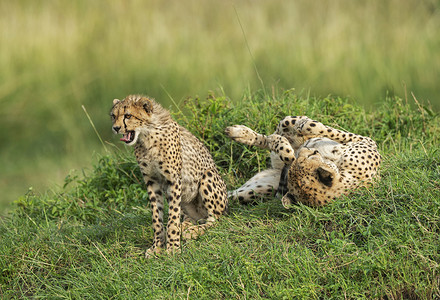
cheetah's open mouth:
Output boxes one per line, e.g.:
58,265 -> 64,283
120,131 -> 135,144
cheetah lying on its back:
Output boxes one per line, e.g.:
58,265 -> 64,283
111,95 -> 228,257
226,116 -> 381,207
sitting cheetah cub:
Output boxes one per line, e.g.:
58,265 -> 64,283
111,95 -> 228,257
226,116 -> 381,207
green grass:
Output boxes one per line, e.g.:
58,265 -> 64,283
1,91 -> 439,298
1,0 -> 440,210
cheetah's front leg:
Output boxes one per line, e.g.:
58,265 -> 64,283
225,125 -> 269,148
145,180 -> 165,258
166,178 -> 182,255
225,125 -> 296,164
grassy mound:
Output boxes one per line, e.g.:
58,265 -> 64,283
1,90 -> 439,298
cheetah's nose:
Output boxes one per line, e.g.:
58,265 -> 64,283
113,126 -> 121,133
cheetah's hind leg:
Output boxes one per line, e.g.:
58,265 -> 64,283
228,168 -> 281,204
182,169 -> 228,240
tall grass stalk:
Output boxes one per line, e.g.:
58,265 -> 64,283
82,105 -> 108,153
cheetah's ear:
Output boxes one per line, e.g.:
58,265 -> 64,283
113,99 -> 120,105
317,166 -> 334,187
141,98 -> 153,113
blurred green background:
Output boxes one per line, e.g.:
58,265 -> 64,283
1,0 -> 439,212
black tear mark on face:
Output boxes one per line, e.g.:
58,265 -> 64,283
123,114 -> 128,129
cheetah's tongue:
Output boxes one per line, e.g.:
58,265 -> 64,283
120,132 -> 132,142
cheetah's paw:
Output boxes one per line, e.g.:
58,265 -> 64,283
225,125 -> 258,146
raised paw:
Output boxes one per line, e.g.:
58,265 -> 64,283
292,118 -> 331,138
225,125 -> 260,146
277,116 -> 326,135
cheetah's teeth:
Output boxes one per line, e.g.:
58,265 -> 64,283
120,131 -> 134,143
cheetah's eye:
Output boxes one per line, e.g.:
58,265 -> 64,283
124,114 -> 132,119
110,113 -> 116,120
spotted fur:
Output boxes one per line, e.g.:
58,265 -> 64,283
226,116 -> 381,207
111,95 -> 228,257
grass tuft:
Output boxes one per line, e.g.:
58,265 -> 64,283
1,90 -> 439,298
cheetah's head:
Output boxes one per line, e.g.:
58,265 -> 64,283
281,148 -> 341,207
110,95 -> 155,146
